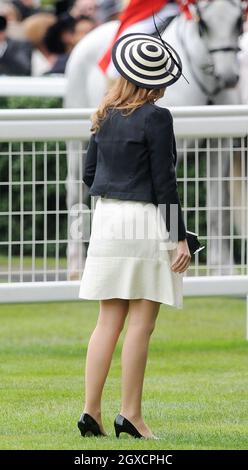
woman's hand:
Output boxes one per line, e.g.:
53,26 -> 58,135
171,239 -> 191,273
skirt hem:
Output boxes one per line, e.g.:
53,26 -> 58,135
78,255 -> 183,309
78,294 -> 183,309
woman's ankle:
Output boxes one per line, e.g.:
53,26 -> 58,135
83,407 -> 102,421
119,411 -> 143,422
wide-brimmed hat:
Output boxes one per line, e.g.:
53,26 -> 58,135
111,32 -> 183,89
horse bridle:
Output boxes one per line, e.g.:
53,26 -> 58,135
176,1 -> 244,99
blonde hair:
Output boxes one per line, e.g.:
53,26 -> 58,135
91,75 -> 165,134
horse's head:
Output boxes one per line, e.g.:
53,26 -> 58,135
189,0 -> 246,88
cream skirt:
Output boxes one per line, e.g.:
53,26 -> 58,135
78,196 -> 184,308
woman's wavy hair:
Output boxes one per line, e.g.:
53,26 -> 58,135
90,75 -> 166,134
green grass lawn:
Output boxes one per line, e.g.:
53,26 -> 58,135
0,297 -> 247,450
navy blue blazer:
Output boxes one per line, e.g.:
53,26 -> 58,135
83,102 -> 186,241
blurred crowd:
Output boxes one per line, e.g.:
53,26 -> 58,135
0,0 -> 124,76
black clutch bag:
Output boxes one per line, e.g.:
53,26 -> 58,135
186,230 -> 205,255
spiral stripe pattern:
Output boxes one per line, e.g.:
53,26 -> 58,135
112,33 -> 182,89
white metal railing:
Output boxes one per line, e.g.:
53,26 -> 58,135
0,105 -> 248,138
0,105 -> 247,335
0,76 -> 66,97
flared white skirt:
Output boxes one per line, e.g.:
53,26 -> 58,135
78,197 -> 184,308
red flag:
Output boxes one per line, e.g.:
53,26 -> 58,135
98,0 -> 168,74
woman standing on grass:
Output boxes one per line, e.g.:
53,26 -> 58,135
78,29 -> 191,439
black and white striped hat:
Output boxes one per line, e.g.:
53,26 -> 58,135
111,32 -> 183,89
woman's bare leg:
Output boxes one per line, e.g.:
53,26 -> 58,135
83,298 -> 129,433
120,299 -> 161,437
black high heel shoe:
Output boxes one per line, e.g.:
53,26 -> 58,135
77,412 -> 106,437
114,414 -> 144,439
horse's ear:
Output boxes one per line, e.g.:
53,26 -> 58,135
237,15 -> 244,36
198,17 -> 208,37
190,1 -> 209,36
192,2 -> 207,37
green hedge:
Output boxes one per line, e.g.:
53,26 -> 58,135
0,96 -> 62,110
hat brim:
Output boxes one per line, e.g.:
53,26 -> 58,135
111,33 -> 182,89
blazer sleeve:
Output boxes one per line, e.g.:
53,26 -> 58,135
145,108 -> 186,242
83,133 -> 98,188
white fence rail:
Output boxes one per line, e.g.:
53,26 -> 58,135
0,106 -> 247,331
0,77 -> 66,97
0,105 -> 248,138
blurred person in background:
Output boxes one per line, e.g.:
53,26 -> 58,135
0,14 -> 32,75
42,12 -> 75,74
0,0 -> 24,39
22,12 -> 58,75
69,0 -> 96,19
73,14 -> 96,43
12,0 -> 43,20
44,13 -> 76,54
43,12 -> 96,74
0,1 -> 21,22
